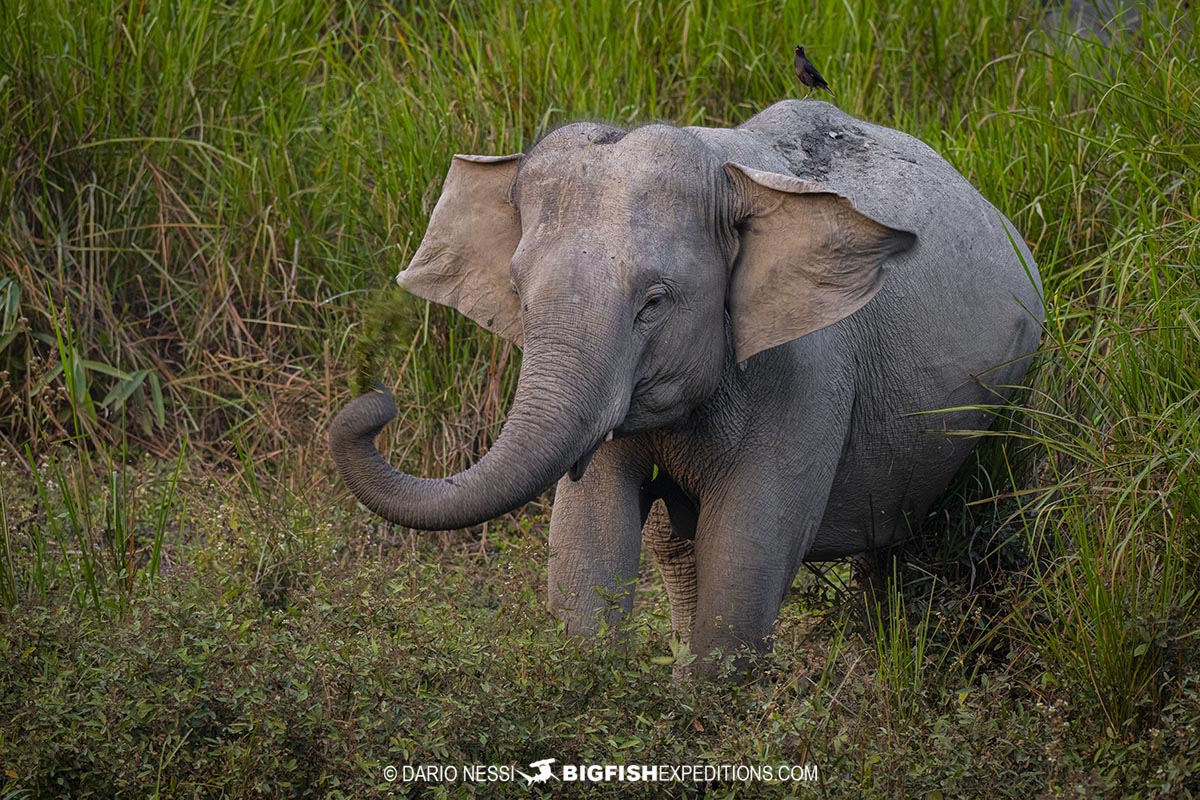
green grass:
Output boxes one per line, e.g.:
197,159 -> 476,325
2,0 -> 1199,796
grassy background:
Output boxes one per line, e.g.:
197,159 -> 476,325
1,0 -> 1198,796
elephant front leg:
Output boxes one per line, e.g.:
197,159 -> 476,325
688,473 -> 835,679
547,439 -> 650,638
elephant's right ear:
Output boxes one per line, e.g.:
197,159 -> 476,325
724,163 -> 916,364
397,153 -> 525,346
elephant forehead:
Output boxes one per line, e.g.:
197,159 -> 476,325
526,121 -> 702,162
515,172 -> 710,273
519,159 -> 713,256
519,124 -> 713,211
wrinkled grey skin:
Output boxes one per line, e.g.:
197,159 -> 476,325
330,101 -> 1044,676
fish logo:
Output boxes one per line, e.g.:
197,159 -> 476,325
515,758 -> 557,784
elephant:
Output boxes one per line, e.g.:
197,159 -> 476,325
330,100 -> 1044,676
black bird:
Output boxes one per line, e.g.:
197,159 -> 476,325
794,46 -> 833,96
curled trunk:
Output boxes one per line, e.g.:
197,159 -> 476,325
330,336 -> 623,530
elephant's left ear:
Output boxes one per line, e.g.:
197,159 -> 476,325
398,153 -> 525,346
724,163 -> 916,363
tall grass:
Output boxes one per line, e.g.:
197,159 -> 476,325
0,0 -> 1197,776
3,0 -> 1188,465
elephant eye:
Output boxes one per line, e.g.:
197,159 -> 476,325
637,285 -> 671,321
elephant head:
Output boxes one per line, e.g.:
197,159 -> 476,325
329,123 -> 915,529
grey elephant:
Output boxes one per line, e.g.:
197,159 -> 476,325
330,100 -> 1043,675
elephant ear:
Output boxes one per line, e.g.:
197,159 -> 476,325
397,153 -> 525,346
724,162 -> 917,363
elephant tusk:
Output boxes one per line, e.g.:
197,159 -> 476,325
568,431 -> 615,482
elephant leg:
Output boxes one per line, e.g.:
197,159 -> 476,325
688,509 -> 803,677
642,499 -> 697,642
548,438 -> 651,638
688,456 -> 844,678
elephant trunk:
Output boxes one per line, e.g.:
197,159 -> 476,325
329,326 -> 626,530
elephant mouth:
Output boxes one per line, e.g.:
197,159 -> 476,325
568,430 -> 614,482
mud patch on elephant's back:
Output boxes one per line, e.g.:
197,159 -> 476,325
777,117 -> 876,180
